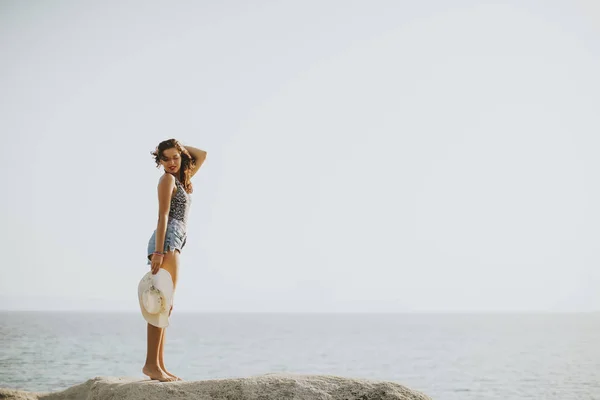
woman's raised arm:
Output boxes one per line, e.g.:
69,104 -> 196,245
183,145 -> 207,178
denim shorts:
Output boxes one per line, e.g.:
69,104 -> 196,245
147,218 -> 187,264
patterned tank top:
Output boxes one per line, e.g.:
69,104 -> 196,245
169,178 -> 192,226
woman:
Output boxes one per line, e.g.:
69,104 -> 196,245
142,138 -> 207,382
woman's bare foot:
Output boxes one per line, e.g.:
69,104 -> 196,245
161,367 -> 183,381
142,365 -> 177,382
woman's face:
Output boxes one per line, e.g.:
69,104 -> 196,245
160,148 -> 182,175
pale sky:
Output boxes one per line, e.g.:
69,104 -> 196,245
1,1 -> 599,312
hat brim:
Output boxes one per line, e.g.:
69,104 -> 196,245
138,269 -> 174,328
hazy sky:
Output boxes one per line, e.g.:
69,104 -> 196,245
1,1 -> 599,312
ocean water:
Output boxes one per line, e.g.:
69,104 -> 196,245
0,311 -> 598,399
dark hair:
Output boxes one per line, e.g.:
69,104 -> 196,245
150,138 -> 195,194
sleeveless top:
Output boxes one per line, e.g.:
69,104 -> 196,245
169,178 -> 192,226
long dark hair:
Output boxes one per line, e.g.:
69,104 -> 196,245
151,139 -> 195,194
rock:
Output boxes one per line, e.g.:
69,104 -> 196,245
0,374 -> 432,400
0,387 -> 42,400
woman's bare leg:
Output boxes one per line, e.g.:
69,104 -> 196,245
142,324 -> 175,381
160,249 -> 180,289
152,249 -> 181,380
158,326 -> 182,381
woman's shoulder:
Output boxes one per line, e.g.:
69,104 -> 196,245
158,173 -> 177,187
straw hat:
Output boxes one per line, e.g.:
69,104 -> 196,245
138,269 -> 174,328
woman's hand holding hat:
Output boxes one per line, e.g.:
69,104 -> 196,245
151,252 -> 164,274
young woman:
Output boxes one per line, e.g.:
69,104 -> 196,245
142,138 -> 207,382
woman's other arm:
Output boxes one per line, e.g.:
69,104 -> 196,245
154,173 -> 176,253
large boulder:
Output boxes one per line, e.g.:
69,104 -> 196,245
0,373 -> 432,400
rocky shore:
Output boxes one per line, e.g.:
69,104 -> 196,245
0,373 -> 431,400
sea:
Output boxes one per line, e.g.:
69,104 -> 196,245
0,311 -> 598,399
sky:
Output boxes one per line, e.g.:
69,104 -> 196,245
1,0 -> 599,312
